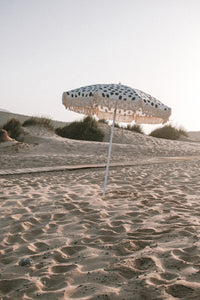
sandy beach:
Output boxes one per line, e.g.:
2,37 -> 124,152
1,123 -> 200,299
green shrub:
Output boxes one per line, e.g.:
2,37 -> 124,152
178,127 -> 188,137
55,116 -> 104,142
98,119 -> 108,124
114,123 -> 121,128
125,124 -> 144,134
3,118 -> 22,140
149,125 -> 188,140
23,116 -> 53,129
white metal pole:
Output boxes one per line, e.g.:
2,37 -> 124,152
103,105 -> 117,197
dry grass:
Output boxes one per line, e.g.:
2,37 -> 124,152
22,117 -> 54,129
55,116 -> 105,142
125,124 -> 144,134
2,118 -> 23,140
98,119 -> 108,125
149,125 -> 188,140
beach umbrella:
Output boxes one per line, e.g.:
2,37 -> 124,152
62,83 -> 171,196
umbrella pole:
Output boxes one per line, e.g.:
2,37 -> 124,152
103,106 -> 117,196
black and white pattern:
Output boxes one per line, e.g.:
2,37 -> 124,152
62,84 -> 171,124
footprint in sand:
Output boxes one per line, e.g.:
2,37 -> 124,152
0,278 -> 30,295
162,256 -> 188,271
34,241 -> 50,252
173,249 -> 200,264
134,257 -> 156,271
114,240 -> 138,256
51,264 -> 77,273
61,245 -> 86,256
166,284 -> 194,298
107,261 -> 141,280
160,272 -> 178,280
23,228 -> 44,241
53,250 -> 70,263
4,233 -> 25,244
40,274 -> 67,291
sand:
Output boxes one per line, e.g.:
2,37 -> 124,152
0,123 -> 200,299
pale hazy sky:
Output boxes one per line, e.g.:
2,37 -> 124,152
0,0 -> 200,132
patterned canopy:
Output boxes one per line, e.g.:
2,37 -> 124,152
62,84 -> 171,124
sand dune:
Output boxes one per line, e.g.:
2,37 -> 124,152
187,131 -> 200,142
0,110 -> 200,142
0,114 -> 200,299
0,111 -> 68,130
0,123 -> 200,170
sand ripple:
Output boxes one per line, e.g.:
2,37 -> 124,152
1,160 -> 200,299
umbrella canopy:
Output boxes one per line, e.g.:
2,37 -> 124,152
62,83 -> 171,196
62,83 -> 171,124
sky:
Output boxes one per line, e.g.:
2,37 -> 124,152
0,0 -> 200,133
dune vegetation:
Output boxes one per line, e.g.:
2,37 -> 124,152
2,118 -> 23,140
113,122 -> 144,134
149,125 -> 188,140
22,116 -> 54,129
1,115 -> 189,143
125,124 -> 144,134
55,116 -> 105,142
